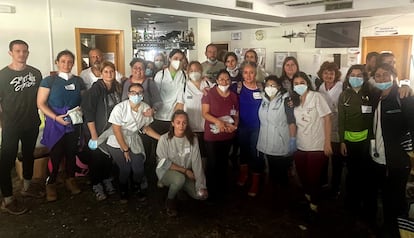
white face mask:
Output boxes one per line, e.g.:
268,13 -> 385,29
58,72 -> 73,80
189,72 -> 201,81
227,67 -> 239,77
154,60 -> 163,69
264,86 -> 278,97
218,85 -> 229,93
170,60 -> 180,70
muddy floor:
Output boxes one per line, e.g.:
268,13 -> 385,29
0,164 -> 376,238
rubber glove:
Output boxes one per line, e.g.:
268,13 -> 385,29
88,139 -> 98,150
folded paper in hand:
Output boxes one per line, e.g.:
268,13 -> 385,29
67,106 -> 83,125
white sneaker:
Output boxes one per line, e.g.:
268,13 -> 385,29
92,184 -> 107,201
103,178 -> 116,195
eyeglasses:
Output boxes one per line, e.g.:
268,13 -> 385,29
266,84 -> 278,88
128,91 -> 143,96
374,72 -> 391,79
217,78 -> 230,82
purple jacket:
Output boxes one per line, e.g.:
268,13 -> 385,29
41,106 -> 74,149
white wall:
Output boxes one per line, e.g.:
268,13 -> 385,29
212,14 -> 414,81
0,0 -> 134,77
0,0 -> 51,77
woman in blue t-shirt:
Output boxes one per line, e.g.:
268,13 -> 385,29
37,50 -> 86,202
237,62 -> 263,197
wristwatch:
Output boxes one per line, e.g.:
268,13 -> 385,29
122,147 -> 130,152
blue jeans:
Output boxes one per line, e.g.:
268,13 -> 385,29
109,147 -> 145,184
238,127 -> 259,170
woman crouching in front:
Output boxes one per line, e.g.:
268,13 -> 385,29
156,110 -> 208,217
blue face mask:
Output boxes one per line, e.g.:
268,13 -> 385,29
145,68 -> 153,77
129,94 -> 143,104
349,77 -> 364,88
375,81 -> 393,91
293,84 -> 308,96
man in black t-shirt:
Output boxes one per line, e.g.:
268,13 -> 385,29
0,40 -> 43,215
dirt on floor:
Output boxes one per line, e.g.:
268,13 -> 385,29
0,164 -> 376,238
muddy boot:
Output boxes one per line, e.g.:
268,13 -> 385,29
165,198 -> 177,217
237,164 -> 249,186
119,183 -> 129,204
65,178 -> 81,195
248,173 -> 260,197
46,183 -> 57,202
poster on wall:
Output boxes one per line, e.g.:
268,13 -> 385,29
347,48 -> 360,67
234,48 -> 266,68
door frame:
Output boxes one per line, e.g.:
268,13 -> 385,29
75,28 -> 125,75
362,35 -> 412,79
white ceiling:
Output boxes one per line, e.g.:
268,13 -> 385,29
100,0 -> 414,32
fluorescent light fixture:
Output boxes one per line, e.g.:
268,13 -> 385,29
0,4 -> 16,13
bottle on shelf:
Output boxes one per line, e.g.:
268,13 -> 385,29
188,28 -> 194,43
143,28 -> 148,41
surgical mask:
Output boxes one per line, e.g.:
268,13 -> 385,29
227,67 -> 239,77
154,60 -> 163,69
207,58 -> 218,64
264,86 -> 278,97
293,84 -> 308,96
58,72 -> 73,80
170,60 -> 181,70
129,94 -> 143,104
375,81 -> 393,91
145,68 -> 153,77
218,85 -> 229,93
348,77 -> 364,88
189,72 -> 201,81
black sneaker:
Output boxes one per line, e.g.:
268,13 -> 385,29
1,199 -> 28,215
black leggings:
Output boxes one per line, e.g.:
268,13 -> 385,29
47,131 -> 79,184
88,149 -> 113,185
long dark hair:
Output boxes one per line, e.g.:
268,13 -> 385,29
343,64 -> 369,90
168,110 -> 195,145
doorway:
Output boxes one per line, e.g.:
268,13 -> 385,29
75,28 -> 125,75
362,35 -> 412,79
213,43 -> 229,63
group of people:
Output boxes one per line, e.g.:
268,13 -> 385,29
1,40 -> 414,236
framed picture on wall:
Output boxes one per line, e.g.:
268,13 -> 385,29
231,32 -> 242,40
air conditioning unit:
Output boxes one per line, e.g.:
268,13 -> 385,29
284,0 -> 325,7
270,0 -> 353,7
267,0 -> 288,4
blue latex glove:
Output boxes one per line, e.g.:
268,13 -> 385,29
88,139 -> 98,150
289,137 -> 297,155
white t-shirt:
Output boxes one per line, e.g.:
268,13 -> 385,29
183,79 -> 211,132
80,67 -> 123,89
107,100 -> 153,152
294,91 -> 331,151
153,68 -> 186,121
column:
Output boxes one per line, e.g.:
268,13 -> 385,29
188,18 -> 211,62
